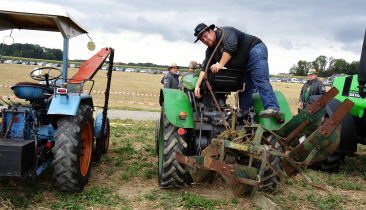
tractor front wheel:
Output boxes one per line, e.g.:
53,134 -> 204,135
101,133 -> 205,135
52,105 -> 94,192
158,112 -> 191,188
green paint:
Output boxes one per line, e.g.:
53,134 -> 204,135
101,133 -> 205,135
333,75 -> 366,118
277,108 -> 325,142
161,88 -> 194,128
252,91 -> 293,130
181,74 -> 198,90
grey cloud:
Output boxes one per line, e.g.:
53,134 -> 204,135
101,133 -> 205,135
29,0 -> 366,53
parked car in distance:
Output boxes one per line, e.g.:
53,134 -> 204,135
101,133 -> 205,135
290,78 -> 300,83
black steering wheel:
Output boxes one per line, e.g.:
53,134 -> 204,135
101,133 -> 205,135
30,67 -> 62,87
30,67 -> 62,81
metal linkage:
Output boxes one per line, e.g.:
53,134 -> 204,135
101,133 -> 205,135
175,88 -> 354,197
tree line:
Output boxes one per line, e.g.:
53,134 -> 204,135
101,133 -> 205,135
0,43 -> 175,69
289,55 -> 359,77
0,43 -> 63,61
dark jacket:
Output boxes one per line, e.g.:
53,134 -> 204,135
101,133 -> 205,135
163,72 -> 180,89
201,26 -> 262,71
299,78 -> 326,106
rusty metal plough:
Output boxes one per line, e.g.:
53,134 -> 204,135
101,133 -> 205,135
175,87 -> 354,196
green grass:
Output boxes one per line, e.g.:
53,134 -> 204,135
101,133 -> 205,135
49,186 -> 130,209
143,190 -> 228,209
305,193 -> 343,210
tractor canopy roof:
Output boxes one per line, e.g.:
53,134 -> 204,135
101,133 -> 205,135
0,1 -> 88,38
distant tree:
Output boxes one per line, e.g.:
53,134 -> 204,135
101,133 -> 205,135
289,60 -> 311,76
0,43 -> 62,60
312,55 -> 328,76
348,61 -> 359,75
332,59 -> 349,75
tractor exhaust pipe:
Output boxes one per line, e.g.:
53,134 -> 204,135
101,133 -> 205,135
358,29 -> 366,98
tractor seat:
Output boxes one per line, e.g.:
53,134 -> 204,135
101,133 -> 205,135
11,82 -> 53,100
13,82 -> 49,88
207,69 -> 244,92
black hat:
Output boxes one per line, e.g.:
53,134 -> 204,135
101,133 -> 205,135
194,23 -> 215,43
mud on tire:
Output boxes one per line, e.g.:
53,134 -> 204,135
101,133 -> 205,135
158,114 -> 191,188
52,105 -> 94,192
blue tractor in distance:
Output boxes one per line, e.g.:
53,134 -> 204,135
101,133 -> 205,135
0,4 -> 112,192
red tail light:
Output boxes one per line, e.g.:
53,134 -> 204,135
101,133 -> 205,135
56,88 -> 68,94
177,128 -> 186,135
278,118 -> 285,124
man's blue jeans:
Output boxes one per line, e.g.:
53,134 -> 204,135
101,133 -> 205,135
239,43 -> 280,111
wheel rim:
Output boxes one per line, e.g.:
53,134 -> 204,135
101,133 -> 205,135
80,121 -> 93,176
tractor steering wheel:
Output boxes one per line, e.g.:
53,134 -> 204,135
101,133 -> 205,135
30,67 -> 62,81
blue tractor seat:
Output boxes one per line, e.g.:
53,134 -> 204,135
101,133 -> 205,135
11,82 -> 53,100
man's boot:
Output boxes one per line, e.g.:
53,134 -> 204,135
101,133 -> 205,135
259,109 -> 283,118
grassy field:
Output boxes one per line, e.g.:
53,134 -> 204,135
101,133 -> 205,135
0,120 -> 365,209
0,63 -> 303,114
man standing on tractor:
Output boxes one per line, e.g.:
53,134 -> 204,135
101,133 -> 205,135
163,63 -> 180,89
193,23 -> 283,118
299,68 -> 326,110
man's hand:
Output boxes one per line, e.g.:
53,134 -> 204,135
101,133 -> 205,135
298,102 -> 303,109
194,86 -> 202,98
210,63 -> 223,73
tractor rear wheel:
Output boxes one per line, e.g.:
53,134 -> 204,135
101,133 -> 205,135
158,112 -> 191,188
52,105 -> 94,192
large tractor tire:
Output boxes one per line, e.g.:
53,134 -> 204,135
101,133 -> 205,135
157,113 -> 191,188
52,105 -> 94,192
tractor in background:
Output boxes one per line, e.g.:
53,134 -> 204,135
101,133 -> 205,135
319,29 -> 366,171
0,4 -> 112,192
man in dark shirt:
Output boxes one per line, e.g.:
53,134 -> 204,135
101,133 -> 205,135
299,69 -> 326,110
193,23 -> 283,118
163,63 -> 180,89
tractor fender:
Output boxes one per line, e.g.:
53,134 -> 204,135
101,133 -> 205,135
94,112 -> 109,138
159,88 -> 194,128
252,90 -> 293,130
48,94 -> 93,116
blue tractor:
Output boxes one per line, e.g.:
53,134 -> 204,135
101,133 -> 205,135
0,4 -> 112,192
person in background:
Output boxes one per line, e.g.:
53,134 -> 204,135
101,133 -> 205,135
181,61 -> 198,78
163,63 -> 180,89
299,68 -> 326,110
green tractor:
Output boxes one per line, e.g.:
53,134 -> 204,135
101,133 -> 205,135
156,65 -> 353,196
320,29 -> 366,170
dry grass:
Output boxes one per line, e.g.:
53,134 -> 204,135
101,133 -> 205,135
0,64 -> 303,113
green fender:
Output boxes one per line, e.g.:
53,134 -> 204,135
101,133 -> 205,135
252,90 -> 293,130
159,88 -> 194,128
181,74 -> 198,90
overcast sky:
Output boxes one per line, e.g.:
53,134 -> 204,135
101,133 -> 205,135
1,0 -> 365,74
